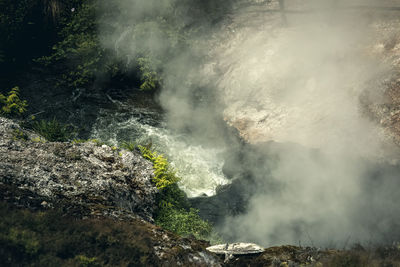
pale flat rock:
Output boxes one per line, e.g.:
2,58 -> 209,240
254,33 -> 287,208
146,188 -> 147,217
206,242 -> 264,255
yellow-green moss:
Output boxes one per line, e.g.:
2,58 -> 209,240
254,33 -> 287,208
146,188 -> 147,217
31,137 -> 47,143
72,139 -> 87,144
74,255 -> 99,267
12,129 -> 28,141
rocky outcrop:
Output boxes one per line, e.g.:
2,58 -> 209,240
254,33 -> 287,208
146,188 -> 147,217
0,117 -> 157,221
0,117 -> 222,266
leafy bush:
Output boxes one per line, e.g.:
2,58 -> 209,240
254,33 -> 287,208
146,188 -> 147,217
0,86 -> 27,117
32,119 -> 75,142
37,0 -> 108,88
156,207 -> 212,240
139,145 -> 213,240
137,56 -> 161,91
35,0 -> 186,91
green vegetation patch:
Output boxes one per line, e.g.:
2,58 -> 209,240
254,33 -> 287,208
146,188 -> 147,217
120,141 -> 136,152
139,145 -> 214,241
74,255 -> 100,267
12,128 -> 29,141
139,146 -> 179,189
32,119 -> 75,142
36,0 -> 122,89
156,207 -> 212,240
0,201 -> 161,266
0,86 -> 27,117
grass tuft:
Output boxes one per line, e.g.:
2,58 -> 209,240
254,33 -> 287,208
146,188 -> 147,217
32,119 -> 75,142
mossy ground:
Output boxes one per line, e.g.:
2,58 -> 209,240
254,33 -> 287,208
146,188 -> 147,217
0,201 -> 161,266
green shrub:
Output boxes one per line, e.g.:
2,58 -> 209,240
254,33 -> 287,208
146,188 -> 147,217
32,119 -> 75,142
139,145 -> 213,240
36,0 -> 108,88
156,207 -> 212,240
35,1 -> 185,91
137,57 -> 161,91
0,86 -> 27,117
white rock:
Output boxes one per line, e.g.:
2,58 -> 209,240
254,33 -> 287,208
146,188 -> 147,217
206,242 -> 264,255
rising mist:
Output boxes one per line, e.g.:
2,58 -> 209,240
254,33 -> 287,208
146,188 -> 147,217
99,0 -> 400,247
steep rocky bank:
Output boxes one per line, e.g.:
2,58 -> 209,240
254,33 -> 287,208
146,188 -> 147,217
2,111 -> 400,266
0,117 -> 221,266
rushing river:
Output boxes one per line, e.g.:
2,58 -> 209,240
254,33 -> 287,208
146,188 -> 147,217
89,101 -> 229,198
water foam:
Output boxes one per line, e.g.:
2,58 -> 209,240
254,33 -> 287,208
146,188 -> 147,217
90,108 -> 229,197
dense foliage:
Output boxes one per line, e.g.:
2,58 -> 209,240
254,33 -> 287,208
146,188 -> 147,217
0,0 -> 240,90
0,87 -> 75,142
37,0 -> 119,88
34,0 -> 241,91
37,0 -> 163,90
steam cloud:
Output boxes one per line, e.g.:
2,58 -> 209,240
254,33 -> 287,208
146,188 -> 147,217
99,0 -> 400,247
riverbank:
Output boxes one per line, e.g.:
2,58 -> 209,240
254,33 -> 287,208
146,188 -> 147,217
2,115 -> 400,266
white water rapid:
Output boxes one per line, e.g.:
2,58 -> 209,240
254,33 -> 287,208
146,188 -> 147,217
89,107 -> 229,197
